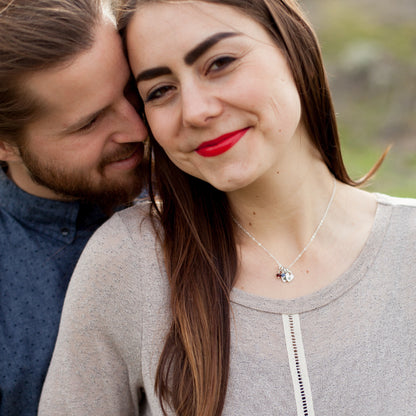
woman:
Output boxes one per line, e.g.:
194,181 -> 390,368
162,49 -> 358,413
39,1 -> 416,415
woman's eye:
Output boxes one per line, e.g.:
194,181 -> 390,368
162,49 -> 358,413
145,85 -> 175,102
207,56 -> 236,74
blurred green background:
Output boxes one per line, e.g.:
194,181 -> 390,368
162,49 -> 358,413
303,0 -> 416,197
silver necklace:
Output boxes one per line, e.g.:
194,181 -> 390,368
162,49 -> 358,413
232,178 -> 336,283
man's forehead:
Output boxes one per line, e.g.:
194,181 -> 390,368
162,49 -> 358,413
22,20 -> 129,130
22,59 -> 93,125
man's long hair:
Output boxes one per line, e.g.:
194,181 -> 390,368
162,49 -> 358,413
0,0 -> 102,148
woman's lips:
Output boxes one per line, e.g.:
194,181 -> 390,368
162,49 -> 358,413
196,127 -> 250,157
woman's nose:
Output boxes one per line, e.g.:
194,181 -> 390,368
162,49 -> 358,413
181,82 -> 223,128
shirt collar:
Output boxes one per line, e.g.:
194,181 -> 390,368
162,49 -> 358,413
0,167 -> 108,243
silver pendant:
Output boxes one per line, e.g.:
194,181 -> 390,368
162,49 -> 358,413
277,266 -> 294,283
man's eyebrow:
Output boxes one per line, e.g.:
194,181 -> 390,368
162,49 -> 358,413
184,32 -> 239,65
135,32 -> 240,83
135,66 -> 172,83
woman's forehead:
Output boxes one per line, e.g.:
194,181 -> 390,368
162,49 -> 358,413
126,1 -> 268,56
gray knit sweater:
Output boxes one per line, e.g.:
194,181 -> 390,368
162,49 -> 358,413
39,194 -> 416,416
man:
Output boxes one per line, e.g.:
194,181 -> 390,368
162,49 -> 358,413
0,0 -> 147,414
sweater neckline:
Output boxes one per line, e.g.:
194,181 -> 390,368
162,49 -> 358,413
230,195 -> 392,315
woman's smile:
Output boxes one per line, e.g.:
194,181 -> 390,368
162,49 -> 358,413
195,127 -> 250,157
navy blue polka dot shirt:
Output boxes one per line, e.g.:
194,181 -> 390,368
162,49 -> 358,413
0,167 -> 108,416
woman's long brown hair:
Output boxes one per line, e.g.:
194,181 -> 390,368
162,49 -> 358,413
117,0 -> 386,414
149,151 -> 237,415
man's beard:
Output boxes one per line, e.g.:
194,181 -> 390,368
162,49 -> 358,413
19,143 -> 144,210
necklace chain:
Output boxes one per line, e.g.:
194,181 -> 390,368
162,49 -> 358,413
232,177 -> 337,283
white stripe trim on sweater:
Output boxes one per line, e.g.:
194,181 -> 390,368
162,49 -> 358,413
282,314 -> 315,416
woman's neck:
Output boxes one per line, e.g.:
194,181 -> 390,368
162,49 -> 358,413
227,157 -> 334,253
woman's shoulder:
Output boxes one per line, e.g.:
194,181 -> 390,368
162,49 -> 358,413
375,193 -> 416,231
371,193 -> 416,266
83,200 -> 159,255
68,201 -> 164,308
373,192 -> 416,225
104,200 -> 155,237
375,193 -> 416,209
39,203 -> 160,414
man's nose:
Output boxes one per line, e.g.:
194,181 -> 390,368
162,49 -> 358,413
112,97 -> 147,143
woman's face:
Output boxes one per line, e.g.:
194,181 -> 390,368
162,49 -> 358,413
127,1 -> 303,192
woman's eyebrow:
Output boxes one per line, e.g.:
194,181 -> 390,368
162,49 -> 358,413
135,32 -> 240,83
136,66 -> 171,83
184,32 -> 239,65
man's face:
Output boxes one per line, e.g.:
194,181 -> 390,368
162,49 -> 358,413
8,19 -> 147,208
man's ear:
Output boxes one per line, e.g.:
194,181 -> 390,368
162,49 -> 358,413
0,139 -> 22,162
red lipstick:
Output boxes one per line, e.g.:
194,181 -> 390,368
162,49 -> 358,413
196,127 -> 249,157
